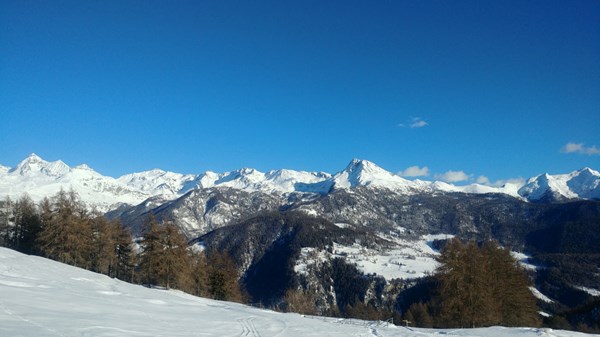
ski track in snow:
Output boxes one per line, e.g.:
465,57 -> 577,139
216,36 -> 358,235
0,247 -> 598,337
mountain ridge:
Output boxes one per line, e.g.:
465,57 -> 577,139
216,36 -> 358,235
1,154 -> 599,212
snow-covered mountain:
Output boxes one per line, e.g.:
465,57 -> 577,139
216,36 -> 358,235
0,154 -> 149,211
1,154 -> 599,213
1,247 -> 588,337
519,168 -> 600,202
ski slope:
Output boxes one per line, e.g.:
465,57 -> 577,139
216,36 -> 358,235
0,247 -> 596,337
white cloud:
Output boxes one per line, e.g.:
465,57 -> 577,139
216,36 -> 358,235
475,176 -> 526,187
561,142 -> 600,156
410,119 -> 428,128
398,166 -> 430,177
476,175 -> 491,185
490,177 -> 526,187
435,170 -> 470,183
398,117 -> 429,128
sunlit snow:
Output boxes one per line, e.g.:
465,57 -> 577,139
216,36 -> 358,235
0,248 -> 594,337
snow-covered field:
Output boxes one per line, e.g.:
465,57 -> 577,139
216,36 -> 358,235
0,248 -> 596,337
295,232 -> 450,280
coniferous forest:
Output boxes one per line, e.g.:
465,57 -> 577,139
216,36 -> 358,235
1,190 -> 598,333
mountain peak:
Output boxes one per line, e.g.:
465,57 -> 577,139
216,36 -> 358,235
10,153 -> 49,174
343,159 -> 383,173
334,158 -> 414,190
74,164 -> 93,171
577,167 -> 600,176
26,153 -> 43,162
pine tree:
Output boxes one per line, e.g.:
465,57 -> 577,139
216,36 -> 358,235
206,251 -> 244,302
138,214 -> 164,286
113,219 -> 134,282
1,196 -> 13,247
11,195 -> 41,254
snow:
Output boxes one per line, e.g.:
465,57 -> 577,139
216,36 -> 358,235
529,287 -> 554,303
294,234 -> 453,280
1,155 -> 599,213
331,159 -> 416,192
0,247 -> 595,337
511,252 -> 538,271
575,286 -> 600,297
518,168 -> 600,201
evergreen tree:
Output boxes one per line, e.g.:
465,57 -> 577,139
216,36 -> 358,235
1,196 -> 13,247
138,214 -> 164,286
113,219 -> 134,282
206,251 -> 244,302
11,195 -> 41,254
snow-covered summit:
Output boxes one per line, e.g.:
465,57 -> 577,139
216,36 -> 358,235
1,154 -> 599,212
331,159 -> 417,191
117,169 -> 200,197
8,153 -> 71,178
0,154 -> 148,211
519,167 -> 600,201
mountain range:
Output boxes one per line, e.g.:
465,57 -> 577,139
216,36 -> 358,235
1,154 -> 599,213
2,154 -> 600,326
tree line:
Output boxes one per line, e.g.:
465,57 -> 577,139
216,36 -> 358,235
0,190 -> 244,302
1,193 -> 544,328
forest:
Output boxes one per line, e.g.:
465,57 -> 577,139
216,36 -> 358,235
1,190 -> 597,332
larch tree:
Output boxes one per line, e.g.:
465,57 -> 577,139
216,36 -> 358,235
434,238 -> 540,328
90,215 -> 118,276
37,189 -> 93,269
159,221 -> 192,290
138,216 -> 191,290
138,214 -> 164,286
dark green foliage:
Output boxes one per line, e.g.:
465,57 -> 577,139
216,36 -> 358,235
205,251 -> 244,302
328,258 -> 370,311
195,211 -> 385,306
10,195 -> 42,254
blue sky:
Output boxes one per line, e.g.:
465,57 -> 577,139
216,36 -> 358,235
1,0 -> 599,184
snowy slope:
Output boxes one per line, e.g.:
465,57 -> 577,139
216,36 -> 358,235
117,169 -> 201,197
1,154 -> 599,213
519,168 -> 600,201
0,247 -> 594,337
331,159 -> 417,191
0,154 -> 149,211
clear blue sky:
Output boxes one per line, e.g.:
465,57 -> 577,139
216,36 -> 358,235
1,0 -> 599,184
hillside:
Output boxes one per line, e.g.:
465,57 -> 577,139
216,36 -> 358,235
0,247 -> 595,337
